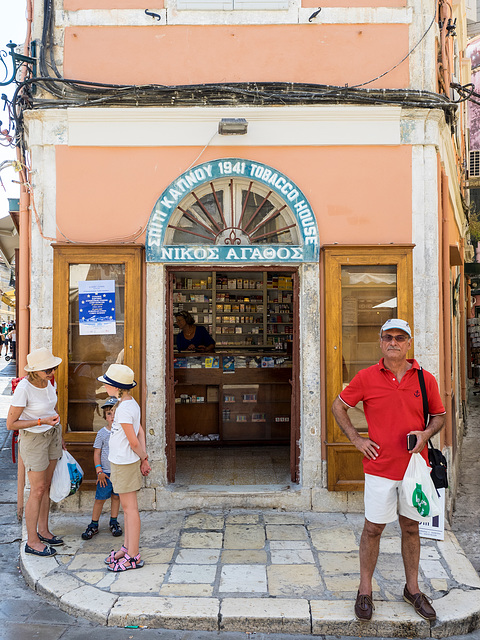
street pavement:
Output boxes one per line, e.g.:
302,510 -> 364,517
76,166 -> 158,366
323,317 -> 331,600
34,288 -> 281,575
1,356 -> 480,640
451,386 -> 480,574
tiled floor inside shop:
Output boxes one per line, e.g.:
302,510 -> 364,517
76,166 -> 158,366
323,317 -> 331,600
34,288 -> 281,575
174,445 -> 291,486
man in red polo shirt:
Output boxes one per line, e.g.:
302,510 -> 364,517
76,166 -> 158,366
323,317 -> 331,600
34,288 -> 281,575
332,318 -> 445,623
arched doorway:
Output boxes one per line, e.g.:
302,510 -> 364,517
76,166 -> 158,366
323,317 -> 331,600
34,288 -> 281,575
164,176 -> 301,248
146,159 -> 319,487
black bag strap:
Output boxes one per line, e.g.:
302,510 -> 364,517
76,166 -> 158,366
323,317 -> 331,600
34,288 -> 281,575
418,367 -> 436,454
417,367 -> 429,428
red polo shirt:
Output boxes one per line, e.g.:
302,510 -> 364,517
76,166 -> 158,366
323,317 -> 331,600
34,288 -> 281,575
339,359 -> 446,481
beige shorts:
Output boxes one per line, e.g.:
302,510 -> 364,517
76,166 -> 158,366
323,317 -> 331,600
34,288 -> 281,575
364,473 -> 428,524
110,460 -> 142,494
19,427 -> 62,473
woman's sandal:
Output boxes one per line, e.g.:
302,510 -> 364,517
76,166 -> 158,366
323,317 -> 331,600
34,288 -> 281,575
107,552 -> 144,572
104,545 -> 127,565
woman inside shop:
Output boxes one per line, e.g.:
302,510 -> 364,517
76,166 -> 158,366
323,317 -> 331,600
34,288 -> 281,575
175,310 -> 215,353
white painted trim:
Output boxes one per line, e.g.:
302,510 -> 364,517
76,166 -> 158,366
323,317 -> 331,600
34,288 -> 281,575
298,7 -> 412,24
56,6 -> 412,27
27,106 -> 459,154
298,262 -> 322,488
66,106 -> 403,147
438,119 -> 469,238
407,0 -> 437,91
145,263 -> 168,487
29,146 -> 57,350
411,143 -> 442,381
177,0 -> 289,9
402,107 -> 467,239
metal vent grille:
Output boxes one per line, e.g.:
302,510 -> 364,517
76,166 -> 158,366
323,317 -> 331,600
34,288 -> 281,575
470,150 -> 480,177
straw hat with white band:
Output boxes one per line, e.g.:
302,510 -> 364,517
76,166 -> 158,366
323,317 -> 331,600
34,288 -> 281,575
24,348 -> 62,372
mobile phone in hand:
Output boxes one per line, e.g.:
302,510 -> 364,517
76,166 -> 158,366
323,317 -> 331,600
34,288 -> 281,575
407,434 -> 417,451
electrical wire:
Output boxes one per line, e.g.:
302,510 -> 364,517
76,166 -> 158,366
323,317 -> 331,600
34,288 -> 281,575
351,10 -> 437,88
12,0 -> 454,119
184,129 -> 219,172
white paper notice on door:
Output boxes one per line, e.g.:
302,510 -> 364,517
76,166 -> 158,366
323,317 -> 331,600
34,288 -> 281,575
78,280 -> 116,335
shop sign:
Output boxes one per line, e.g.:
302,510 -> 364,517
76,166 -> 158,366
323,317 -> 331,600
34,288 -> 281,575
78,280 -> 116,335
146,158 -> 319,263
154,244 -> 312,262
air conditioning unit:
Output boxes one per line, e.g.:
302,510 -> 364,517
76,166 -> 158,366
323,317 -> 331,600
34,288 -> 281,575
470,150 -> 480,177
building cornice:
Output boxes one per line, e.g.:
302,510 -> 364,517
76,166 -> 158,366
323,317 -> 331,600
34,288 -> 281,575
22,105 -> 459,149
56,6 -> 412,27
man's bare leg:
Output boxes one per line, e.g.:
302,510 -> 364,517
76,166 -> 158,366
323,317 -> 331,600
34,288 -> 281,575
358,518 -> 385,594
399,515 -> 421,594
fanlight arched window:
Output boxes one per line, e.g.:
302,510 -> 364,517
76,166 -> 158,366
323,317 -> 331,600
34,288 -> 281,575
163,178 -> 300,247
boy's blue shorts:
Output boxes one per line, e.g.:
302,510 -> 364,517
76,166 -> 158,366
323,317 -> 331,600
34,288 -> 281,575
95,473 -> 119,501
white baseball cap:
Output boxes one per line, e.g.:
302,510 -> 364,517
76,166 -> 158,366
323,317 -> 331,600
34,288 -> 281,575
380,318 -> 412,337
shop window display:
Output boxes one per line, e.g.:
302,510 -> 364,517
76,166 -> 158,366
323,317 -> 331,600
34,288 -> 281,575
172,268 -> 295,445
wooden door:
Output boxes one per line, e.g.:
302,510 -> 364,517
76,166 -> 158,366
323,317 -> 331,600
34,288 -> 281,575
324,245 -> 413,491
53,245 -> 143,489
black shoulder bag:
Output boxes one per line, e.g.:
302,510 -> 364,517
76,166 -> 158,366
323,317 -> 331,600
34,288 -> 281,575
417,368 -> 448,489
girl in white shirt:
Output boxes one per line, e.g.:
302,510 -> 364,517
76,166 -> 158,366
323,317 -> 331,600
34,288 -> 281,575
97,364 -> 151,571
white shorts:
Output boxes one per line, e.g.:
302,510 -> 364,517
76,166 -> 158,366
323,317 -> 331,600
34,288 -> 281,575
364,473 -> 427,524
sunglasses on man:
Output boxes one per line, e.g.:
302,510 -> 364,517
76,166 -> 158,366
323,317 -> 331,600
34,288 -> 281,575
381,334 -> 410,343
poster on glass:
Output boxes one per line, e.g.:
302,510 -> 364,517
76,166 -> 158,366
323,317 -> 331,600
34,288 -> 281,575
78,280 -> 116,335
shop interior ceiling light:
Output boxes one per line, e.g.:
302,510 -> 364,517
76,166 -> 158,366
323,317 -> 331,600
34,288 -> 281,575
218,118 -> 248,135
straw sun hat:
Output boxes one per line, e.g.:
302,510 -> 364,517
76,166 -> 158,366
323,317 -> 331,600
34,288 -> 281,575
24,348 -> 62,373
97,364 -> 137,389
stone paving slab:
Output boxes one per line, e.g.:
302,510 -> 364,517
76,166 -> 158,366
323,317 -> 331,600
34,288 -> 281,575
19,509 -> 480,636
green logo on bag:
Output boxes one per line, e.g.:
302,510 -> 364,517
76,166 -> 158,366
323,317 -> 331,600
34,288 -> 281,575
412,483 -> 430,517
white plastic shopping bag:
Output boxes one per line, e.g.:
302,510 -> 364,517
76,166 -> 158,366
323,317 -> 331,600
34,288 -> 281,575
401,453 -> 441,518
50,451 -> 84,502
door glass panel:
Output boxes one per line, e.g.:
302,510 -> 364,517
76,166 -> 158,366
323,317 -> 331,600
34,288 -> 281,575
67,263 -> 125,432
341,265 -> 397,433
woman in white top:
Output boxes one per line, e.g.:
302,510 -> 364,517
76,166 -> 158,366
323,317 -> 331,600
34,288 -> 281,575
97,364 -> 151,571
7,348 -> 63,557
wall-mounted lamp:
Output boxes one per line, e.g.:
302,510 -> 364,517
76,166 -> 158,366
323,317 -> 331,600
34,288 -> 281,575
0,41 -> 37,87
218,118 -> 248,135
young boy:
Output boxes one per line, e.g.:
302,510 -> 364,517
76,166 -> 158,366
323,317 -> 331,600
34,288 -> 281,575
81,397 -> 123,540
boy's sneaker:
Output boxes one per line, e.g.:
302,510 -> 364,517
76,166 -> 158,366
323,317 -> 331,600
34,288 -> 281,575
110,521 -> 123,537
81,523 -> 99,540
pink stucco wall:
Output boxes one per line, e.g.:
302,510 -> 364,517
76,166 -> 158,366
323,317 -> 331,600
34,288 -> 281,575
55,146 -> 412,244
63,25 -> 410,88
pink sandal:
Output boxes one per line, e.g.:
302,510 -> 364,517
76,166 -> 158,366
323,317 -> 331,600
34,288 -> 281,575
107,552 -> 144,572
104,545 -> 127,565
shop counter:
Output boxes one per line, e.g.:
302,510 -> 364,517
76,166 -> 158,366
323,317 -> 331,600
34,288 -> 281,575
174,352 -> 292,444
